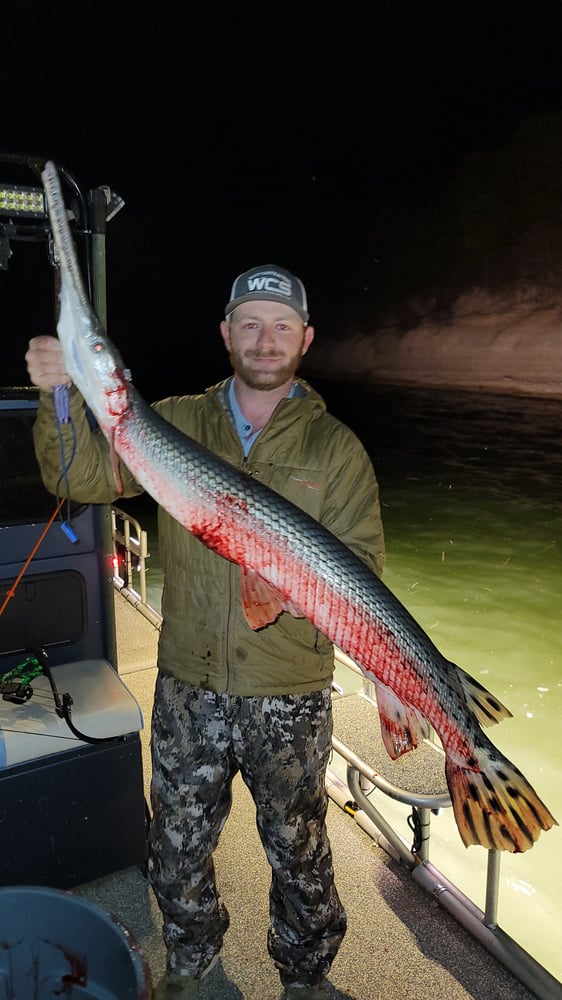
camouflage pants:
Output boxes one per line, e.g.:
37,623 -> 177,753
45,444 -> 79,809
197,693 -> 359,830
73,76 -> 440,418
148,674 -> 347,987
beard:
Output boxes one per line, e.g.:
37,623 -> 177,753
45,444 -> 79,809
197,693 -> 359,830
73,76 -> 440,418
229,343 -> 305,391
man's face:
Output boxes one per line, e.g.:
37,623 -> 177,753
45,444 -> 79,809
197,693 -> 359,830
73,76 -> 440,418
220,301 -> 314,391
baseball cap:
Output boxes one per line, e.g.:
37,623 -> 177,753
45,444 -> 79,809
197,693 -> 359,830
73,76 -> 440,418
225,264 -> 309,323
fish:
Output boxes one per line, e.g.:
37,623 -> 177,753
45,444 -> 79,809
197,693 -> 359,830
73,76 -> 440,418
41,159 -> 557,853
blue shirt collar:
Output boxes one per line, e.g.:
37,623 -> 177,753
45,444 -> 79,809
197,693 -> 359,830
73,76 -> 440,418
228,377 -> 297,456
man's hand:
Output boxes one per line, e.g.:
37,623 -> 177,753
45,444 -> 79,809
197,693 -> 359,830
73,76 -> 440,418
25,336 -> 72,391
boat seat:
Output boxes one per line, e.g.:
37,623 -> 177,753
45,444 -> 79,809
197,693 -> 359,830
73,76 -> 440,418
0,658 -> 144,768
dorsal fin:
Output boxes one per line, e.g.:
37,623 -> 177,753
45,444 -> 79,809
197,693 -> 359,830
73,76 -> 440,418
457,667 -> 512,727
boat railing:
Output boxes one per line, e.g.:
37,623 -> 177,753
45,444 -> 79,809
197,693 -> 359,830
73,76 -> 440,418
327,675 -> 560,997
109,504 -> 560,1000
111,505 -> 162,630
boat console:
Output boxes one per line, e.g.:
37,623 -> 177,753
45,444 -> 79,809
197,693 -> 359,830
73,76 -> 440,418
0,388 -> 148,888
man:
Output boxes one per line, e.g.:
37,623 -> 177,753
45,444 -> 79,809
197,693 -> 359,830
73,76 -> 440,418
26,264 -> 385,1000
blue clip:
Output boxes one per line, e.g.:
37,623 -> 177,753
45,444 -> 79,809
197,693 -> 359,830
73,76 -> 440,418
60,521 -> 79,544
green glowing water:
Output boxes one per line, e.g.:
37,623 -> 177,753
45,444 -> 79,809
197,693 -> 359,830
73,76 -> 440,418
332,383 -> 561,982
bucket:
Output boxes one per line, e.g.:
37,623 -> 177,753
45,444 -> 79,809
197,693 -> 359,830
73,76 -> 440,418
0,885 -> 152,999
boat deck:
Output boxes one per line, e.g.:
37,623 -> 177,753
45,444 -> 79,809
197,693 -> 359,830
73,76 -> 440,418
73,593 -> 554,999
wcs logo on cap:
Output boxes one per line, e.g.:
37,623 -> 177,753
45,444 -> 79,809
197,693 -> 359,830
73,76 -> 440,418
225,264 -> 309,323
246,273 -> 292,298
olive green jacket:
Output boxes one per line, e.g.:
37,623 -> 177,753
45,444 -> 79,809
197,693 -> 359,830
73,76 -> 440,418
33,377 -> 385,695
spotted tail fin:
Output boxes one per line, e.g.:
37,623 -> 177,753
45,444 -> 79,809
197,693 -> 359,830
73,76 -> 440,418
446,737 -> 557,852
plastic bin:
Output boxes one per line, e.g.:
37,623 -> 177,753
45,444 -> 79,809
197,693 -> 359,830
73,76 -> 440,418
0,885 -> 151,999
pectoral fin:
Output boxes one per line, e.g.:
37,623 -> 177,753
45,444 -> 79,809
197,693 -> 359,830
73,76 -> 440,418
240,568 -> 305,630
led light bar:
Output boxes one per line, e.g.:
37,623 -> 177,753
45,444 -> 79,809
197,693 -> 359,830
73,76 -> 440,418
0,183 -> 46,218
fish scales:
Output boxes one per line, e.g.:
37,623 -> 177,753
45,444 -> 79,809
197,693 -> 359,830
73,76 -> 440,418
41,160 -> 557,853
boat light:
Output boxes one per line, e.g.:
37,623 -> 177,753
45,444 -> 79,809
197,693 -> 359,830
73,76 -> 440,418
0,183 -> 47,218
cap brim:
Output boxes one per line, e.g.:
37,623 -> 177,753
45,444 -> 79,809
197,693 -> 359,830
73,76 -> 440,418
225,294 -> 309,323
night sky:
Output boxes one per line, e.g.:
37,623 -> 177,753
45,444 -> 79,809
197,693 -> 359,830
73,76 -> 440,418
3,7 -> 562,397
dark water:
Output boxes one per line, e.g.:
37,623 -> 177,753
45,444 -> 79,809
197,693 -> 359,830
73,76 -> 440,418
118,381 -> 562,979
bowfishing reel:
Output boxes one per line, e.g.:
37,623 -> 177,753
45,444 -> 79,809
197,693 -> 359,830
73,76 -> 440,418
1,653 -> 45,705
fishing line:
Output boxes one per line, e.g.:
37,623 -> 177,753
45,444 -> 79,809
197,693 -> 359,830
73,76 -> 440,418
54,384 -> 79,543
0,498 -> 66,618
0,727 -> 78,741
